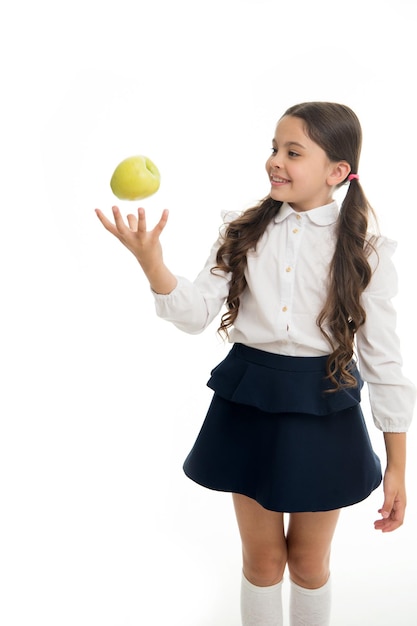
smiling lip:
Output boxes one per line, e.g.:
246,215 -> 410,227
270,175 -> 290,186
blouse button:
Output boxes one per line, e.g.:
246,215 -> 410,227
292,228 -> 299,234
282,306 -> 288,312
285,266 -> 292,273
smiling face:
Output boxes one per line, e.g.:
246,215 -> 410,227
265,115 -> 347,212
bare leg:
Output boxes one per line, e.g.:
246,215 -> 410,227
286,510 -> 340,588
233,493 -> 287,586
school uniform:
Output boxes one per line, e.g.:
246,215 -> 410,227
153,201 -> 415,512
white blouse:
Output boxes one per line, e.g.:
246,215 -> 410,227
153,201 -> 415,432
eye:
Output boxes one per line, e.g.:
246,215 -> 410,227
288,150 -> 300,158
271,147 -> 277,155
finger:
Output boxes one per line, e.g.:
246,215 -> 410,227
95,208 -> 119,236
153,209 -> 169,236
379,491 -> 397,521
374,517 -> 392,532
126,213 -> 138,231
111,205 -> 130,233
374,517 -> 403,532
136,207 -> 148,233
379,505 -> 391,520
374,501 -> 405,532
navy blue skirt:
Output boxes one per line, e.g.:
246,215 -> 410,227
183,344 -> 382,513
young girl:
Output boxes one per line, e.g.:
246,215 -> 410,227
96,102 -> 415,626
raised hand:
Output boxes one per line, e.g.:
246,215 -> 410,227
95,206 -> 177,294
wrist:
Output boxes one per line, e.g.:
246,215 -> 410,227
141,260 -> 177,294
383,432 -> 406,474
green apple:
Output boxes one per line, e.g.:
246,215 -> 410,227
110,155 -> 161,200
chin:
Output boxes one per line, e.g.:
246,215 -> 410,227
270,189 -> 289,202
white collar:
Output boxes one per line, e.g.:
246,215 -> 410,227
274,201 -> 339,226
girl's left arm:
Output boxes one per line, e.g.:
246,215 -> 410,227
374,432 -> 407,532
356,237 -> 415,531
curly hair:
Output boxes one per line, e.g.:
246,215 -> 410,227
212,102 -> 378,391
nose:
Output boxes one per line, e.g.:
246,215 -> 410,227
269,151 -> 282,169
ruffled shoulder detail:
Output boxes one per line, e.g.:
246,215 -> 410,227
366,234 -> 397,271
221,209 -> 241,223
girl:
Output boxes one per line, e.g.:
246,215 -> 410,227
96,102 -> 415,626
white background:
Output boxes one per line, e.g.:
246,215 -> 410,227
1,0 -> 416,624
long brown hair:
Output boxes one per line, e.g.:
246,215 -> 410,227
213,102 -> 378,390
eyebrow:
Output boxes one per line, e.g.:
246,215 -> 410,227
272,139 -> 307,149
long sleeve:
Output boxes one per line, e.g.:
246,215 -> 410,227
356,237 -> 416,432
152,237 -> 231,334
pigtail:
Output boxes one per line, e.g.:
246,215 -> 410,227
317,180 -> 377,390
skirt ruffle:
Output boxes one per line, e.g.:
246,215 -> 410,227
207,343 -> 362,415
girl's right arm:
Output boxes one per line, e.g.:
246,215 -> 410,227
95,206 -> 177,294
96,206 -> 231,334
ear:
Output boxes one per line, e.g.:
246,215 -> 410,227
327,161 -> 351,186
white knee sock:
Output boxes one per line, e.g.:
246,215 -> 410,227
290,577 -> 331,626
241,572 -> 283,626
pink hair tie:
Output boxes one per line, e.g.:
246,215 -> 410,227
348,173 -> 359,182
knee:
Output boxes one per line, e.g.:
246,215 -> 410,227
243,547 -> 287,587
287,550 -> 330,589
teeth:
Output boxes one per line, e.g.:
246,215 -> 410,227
272,177 -> 288,183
